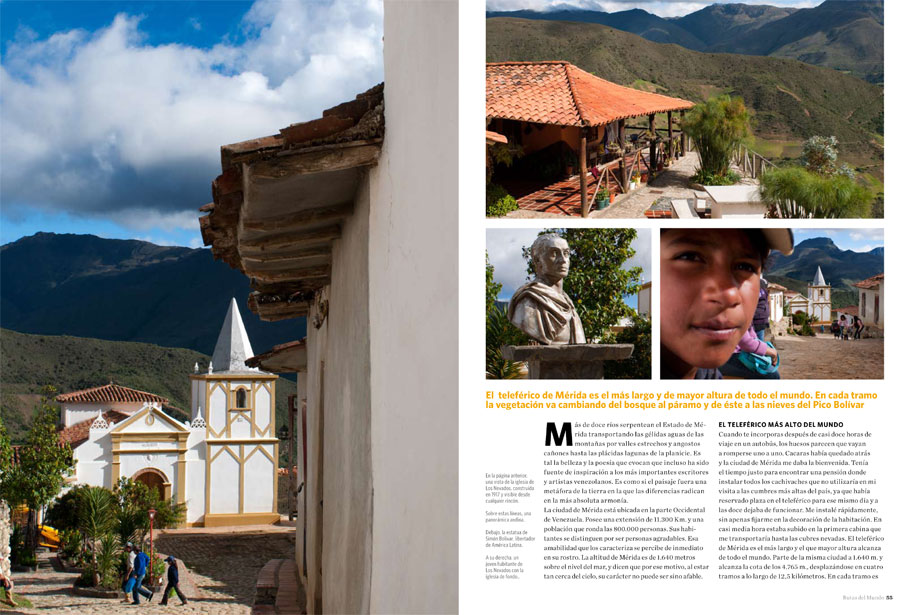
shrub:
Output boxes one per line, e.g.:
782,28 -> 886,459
683,95 -> 750,178
604,317 -> 651,380
800,321 -> 815,336
46,485 -> 89,531
485,305 -> 528,379
486,183 -> 518,217
58,528 -> 82,561
792,311 -> 809,327
761,166 -> 872,218
692,169 -> 741,186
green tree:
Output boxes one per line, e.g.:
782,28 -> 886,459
524,229 -> 643,341
485,254 -> 528,379
682,94 -> 750,179
603,316 -> 651,380
1,387 -> 73,560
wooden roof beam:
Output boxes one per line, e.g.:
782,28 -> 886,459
239,225 -> 342,251
241,203 -> 353,232
249,142 -> 381,181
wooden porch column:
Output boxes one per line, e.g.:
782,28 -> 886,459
617,121 -> 627,193
680,110 -> 687,153
580,128 -> 589,217
648,114 -> 657,178
667,111 -> 674,162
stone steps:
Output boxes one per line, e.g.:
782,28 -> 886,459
252,558 -> 304,614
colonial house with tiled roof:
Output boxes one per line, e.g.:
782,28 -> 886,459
486,61 -> 694,216
766,282 -> 788,323
58,300 -> 279,528
854,273 -> 884,329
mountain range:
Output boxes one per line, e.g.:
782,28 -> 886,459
487,1 -> 883,83
0,233 -> 305,355
768,236 -> 883,289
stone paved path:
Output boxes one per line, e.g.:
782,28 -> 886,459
4,529 -> 295,615
773,333 -> 883,380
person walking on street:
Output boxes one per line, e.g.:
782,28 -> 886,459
1,562 -> 17,607
131,545 -> 154,605
122,542 -> 136,603
160,556 -> 188,606
853,315 -> 863,340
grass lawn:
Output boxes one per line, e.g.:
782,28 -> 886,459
1,586 -> 33,608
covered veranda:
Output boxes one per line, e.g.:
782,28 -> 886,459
486,61 -> 694,217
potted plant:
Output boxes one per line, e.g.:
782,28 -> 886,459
597,187 -> 610,209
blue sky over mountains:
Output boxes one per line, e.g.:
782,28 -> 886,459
486,1 -> 818,18
0,0 -> 384,247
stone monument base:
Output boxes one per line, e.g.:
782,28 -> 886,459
501,344 -> 634,379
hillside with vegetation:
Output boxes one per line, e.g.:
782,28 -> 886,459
0,233 -> 305,355
0,329 -> 296,459
486,17 -> 883,180
488,1 -> 883,83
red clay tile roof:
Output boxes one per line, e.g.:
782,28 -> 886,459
487,61 -> 693,127
766,283 -> 788,292
486,130 -> 508,144
854,273 -> 883,289
56,383 -> 169,405
839,306 -> 859,316
58,410 -> 131,448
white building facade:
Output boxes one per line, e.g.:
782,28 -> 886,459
807,266 -> 832,323
59,300 -> 278,528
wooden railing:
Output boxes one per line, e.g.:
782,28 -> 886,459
732,144 -> 777,179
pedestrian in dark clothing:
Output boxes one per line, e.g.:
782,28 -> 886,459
160,556 -> 188,606
853,315 -> 863,340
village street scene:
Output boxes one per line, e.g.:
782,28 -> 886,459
485,1 -> 883,220
1,1 -> 457,614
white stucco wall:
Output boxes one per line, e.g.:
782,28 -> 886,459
209,385 -> 228,435
209,447 -> 240,514
185,428 -> 207,523
366,1 -> 458,612
859,285 -> 882,326
243,446 -> 275,513
255,386 -> 272,434
74,429 -> 113,488
310,168 -> 374,615
118,452 -> 177,492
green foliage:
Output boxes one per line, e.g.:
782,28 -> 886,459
486,183 -> 518,217
800,135 -> 839,176
485,254 -> 529,379
46,485 -> 89,531
691,168 -> 741,186
682,94 -> 750,178
485,306 -> 529,379
760,166 -> 872,218
525,229 -> 643,341
487,142 -> 523,182
792,311 -> 809,327
150,553 -> 167,582
114,477 -> 185,544
603,317 -> 651,380
78,486 -> 117,586
1,387 -> 73,560
95,533 -> 121,589
58,528 -> 82,561
800,321 -> 815,336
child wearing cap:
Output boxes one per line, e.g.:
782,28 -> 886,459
160,555 -> 188,606
660,228 -> 793,379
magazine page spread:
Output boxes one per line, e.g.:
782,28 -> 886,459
462,0 -> 897,613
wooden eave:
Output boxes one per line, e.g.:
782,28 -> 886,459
200,84 -> 384,321
245,339 -> 308,373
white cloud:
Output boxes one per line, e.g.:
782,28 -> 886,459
0,0 -> 384,230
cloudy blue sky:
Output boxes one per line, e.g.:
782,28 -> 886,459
793,228 -> 884,254
486,228 -> 652,307
0,0 -> 383,247
486,1 -> 818,18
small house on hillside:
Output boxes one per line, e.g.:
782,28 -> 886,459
486,61 -> 693,216
854,273 -> 883,329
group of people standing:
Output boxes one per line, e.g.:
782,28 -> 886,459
833,314 -> 864,340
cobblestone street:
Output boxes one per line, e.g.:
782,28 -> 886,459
3,527 -> 295,614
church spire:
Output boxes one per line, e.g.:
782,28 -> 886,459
211,298 -> 258,373
812,266 -> 827,286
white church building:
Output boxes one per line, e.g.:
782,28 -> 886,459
58,299 -> 280,527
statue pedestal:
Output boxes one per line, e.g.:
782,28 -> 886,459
501,344 -> 634,379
